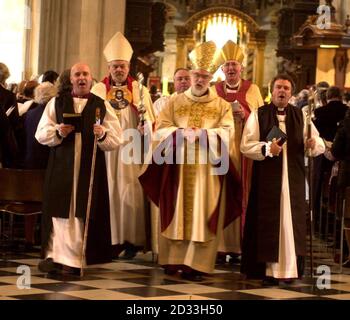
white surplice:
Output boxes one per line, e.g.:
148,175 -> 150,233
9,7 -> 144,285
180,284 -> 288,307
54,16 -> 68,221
240,110 -> 325,278
35,97 -> 123,267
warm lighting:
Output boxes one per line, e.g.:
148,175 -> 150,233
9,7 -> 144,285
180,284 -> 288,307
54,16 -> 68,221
204,13 -> 238,48
0,0 -> 26,83
320,44 -> 340,48
194,13 -> 248,81
196,13 -> 244,48
162,77 -> 169,96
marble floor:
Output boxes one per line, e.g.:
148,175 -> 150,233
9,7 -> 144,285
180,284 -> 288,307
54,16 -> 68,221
0,238 -> 349,301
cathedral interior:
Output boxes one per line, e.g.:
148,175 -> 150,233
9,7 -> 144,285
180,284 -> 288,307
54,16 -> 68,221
1,0 -> 350,96
1,0 -> 350,305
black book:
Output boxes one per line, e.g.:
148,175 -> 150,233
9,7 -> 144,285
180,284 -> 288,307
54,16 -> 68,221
266,125 -> 287,146
63,113 -> 82,132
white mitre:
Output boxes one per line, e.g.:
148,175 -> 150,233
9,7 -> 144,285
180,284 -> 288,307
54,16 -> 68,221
103,31 -> 133,62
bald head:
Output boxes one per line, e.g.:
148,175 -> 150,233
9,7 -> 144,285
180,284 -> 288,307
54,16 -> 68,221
70,63 -> 92,96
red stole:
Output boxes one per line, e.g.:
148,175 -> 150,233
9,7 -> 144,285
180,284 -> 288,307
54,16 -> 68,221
215,79 -> 254,240
139,131 -> 242,236
215,79 -> 252,121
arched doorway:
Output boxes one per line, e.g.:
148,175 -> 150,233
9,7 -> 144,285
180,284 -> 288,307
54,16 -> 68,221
175,7 -> 266,88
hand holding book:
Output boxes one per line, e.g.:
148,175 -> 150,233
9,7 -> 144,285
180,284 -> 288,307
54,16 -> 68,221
266,125 -> 287,146
57,123 -> 75,138
63,113 -> 82,133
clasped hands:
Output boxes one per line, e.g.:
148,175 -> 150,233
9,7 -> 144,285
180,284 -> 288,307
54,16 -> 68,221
231,102 -> 245,121
183,128 -> 202,144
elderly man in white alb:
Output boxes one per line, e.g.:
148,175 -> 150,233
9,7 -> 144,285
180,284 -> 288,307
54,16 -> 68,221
92,32 -> 155,259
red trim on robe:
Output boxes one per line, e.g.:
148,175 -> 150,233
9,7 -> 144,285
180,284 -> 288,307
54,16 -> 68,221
215,79 -> 254,237
215,80 -> 251,121
139,130 -> 242,236
101,75 -> 139,116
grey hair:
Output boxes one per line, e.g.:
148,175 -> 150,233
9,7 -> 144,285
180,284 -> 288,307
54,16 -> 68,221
0,62 -> 10,84
34,81 -> 58,104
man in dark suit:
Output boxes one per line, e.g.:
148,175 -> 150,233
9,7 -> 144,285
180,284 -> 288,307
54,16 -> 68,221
314,86 -> 348,142
0,63 -> 21,167
0,106 -> 17,168
0,62 -> 17,114
313,86 -> 348,236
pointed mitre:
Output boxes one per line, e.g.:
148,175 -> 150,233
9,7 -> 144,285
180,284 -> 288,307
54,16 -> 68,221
188,41 -> 222,74
219,40 -> 245,64
103,32 -> 133,63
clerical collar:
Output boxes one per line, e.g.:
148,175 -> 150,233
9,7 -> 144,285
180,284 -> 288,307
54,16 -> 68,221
192,89 -> 209,97
71,91 -> 90,99
110,76 -> 126,87
225,81 -> 240,91
277,108 -> 286,115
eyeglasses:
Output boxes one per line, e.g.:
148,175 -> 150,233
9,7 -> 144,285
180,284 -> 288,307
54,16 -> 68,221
223,61 -> 241,68
191,73 -> 211,80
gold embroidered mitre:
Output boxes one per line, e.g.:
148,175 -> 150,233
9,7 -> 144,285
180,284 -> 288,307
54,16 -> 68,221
103,32 -> 133,62
188,41 -> 221,74
219,40 -> 244,64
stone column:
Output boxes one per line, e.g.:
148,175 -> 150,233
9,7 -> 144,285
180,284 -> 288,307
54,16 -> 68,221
254,43 -> 266,90
176,38 -> 188,69
24,0 -> 41,79
28,0 -> 126,80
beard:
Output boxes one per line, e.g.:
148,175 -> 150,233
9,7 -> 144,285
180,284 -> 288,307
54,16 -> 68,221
112,72 -> 127,84
191,85 -> 208,97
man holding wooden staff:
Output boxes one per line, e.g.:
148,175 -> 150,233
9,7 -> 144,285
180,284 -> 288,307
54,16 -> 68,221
36,63 -> 123,274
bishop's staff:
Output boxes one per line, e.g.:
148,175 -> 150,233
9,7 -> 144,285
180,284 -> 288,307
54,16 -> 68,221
136,72 -> 146,126
307,92 -> 316,279
136,72 -> 148,165
80,107 -> 101,277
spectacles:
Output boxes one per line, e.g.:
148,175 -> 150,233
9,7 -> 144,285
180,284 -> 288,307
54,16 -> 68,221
223,61 -> 241,68
191,73 -> 211,80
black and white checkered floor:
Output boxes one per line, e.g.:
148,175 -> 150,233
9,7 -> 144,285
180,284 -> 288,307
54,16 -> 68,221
0,241 -> 350,300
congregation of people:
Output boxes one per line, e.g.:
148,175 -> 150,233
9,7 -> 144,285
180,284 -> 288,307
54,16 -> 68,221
2,31 -> 350,284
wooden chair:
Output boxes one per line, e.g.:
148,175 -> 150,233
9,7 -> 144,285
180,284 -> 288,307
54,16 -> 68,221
0,168 -> 45,245
338,186 -> 350,273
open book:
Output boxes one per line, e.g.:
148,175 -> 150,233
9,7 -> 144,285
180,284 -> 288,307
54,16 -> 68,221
63,113 -> 82,132
266,125 -> 287,146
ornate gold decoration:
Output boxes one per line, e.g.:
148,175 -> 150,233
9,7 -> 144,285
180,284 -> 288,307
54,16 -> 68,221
175,102 -> 220,127
219,40 -> 245,64
188,41 -> 221,74
107,85 -> 132,117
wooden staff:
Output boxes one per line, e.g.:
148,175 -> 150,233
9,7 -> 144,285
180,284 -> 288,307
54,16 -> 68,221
80,107 -> 101,277
307,92 -> 316,279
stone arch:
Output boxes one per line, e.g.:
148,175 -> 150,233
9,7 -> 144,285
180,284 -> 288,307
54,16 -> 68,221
183,6 -> 260,35
174,6 -> 265,87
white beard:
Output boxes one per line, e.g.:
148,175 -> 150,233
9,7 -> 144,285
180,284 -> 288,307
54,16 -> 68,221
191,86 -> 208,97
